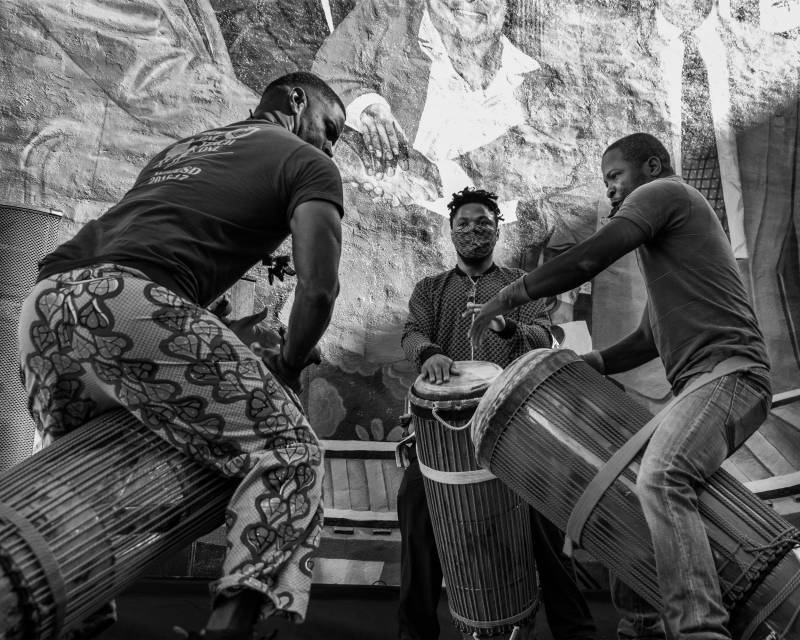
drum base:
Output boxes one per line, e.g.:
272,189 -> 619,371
456,617 -> 536,640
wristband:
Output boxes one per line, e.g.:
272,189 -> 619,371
497,277 -> 532,311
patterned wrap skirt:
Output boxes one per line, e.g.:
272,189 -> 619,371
17,263 -> 324,622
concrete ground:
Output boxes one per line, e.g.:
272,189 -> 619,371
99,580 -> 622,640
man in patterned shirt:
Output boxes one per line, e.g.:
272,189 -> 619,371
398,187 -> 597,640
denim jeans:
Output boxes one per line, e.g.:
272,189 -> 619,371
613,367 -> 771,640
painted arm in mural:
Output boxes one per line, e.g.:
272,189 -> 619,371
28,0 -> 255,138
401,280 -> 459,384
469,217 -> 649,347
333,129 -> 443,207
312,0 -> 405,168
313,0 -> 443,205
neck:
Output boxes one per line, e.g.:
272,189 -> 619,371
439,35 -> 503,90
250,110 -> 293,132
457,255 -> 494,276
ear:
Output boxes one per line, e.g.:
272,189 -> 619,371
645,155 -> 663,177
289,87 -> 307,115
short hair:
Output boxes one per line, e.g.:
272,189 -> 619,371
603,133 -> 673,174
260,71 -> 346,116
447,187 -> 503,226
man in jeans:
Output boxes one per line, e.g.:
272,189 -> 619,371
470,133 -> 771,640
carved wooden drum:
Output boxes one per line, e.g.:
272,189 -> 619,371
409,360 -> 539,638
472,349 -> 800,640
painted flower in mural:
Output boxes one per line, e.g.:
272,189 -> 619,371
306,377 -> 346,438
355,417 -> 405,442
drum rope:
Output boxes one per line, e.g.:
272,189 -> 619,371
449,598 -> 538,629
721,527 -> 800,612
431,406 -> 474,432
739,567 -> 800,640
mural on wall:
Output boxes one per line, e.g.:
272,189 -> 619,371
1,0 -> 799,442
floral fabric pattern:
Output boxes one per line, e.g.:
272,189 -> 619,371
18,264 -> 324,622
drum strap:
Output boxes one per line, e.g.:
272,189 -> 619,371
0,501 -> 67,637
740,567 -> 800,640
563,356 -> 759,556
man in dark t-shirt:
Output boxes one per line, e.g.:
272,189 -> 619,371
470,133 -> 771,640
20,71 -> 346,640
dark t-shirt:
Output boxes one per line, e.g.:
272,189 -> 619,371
38,120 -> 344,306
610,175 -> 769,389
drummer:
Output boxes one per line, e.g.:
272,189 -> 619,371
469,133 -> 772,640
399,187 -> 598,640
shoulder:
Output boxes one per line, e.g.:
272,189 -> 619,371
415,269 -> 452,289
625,176 -> 690,209
285,142 -> 342,179
636,175 -> 686,197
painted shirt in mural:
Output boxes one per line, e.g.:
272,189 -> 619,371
342,7 -> 538,222
609,175 -> 769,390
38,121 -> 344,306
401,264 -> 551,370
654,8 -> 746,259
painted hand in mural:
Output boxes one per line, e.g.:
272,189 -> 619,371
359,102 -> 410,175
335,131 -> 443,207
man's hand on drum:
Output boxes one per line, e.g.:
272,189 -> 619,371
421,354 -> 460,385
463,302 -> 506,333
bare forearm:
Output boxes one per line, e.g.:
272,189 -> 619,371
285,200 -> 343,370
599,331 -> 659,374
283,285 -> 338,369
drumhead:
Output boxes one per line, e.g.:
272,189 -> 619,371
411,360 -> 503,403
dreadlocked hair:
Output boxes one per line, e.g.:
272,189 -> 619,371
447,187 -> 503,227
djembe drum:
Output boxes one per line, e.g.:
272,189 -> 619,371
409,360 -> 539,639
0,408 -> 236,640
472,349 -> 800,640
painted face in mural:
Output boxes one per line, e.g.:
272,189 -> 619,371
601,148 -> 655,212
426,0 -> 507,43
295,89 -> 346,158
450,202 -> 500,262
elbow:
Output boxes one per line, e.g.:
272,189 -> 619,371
574,255 -> 606,280
297,279 -> 339,309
